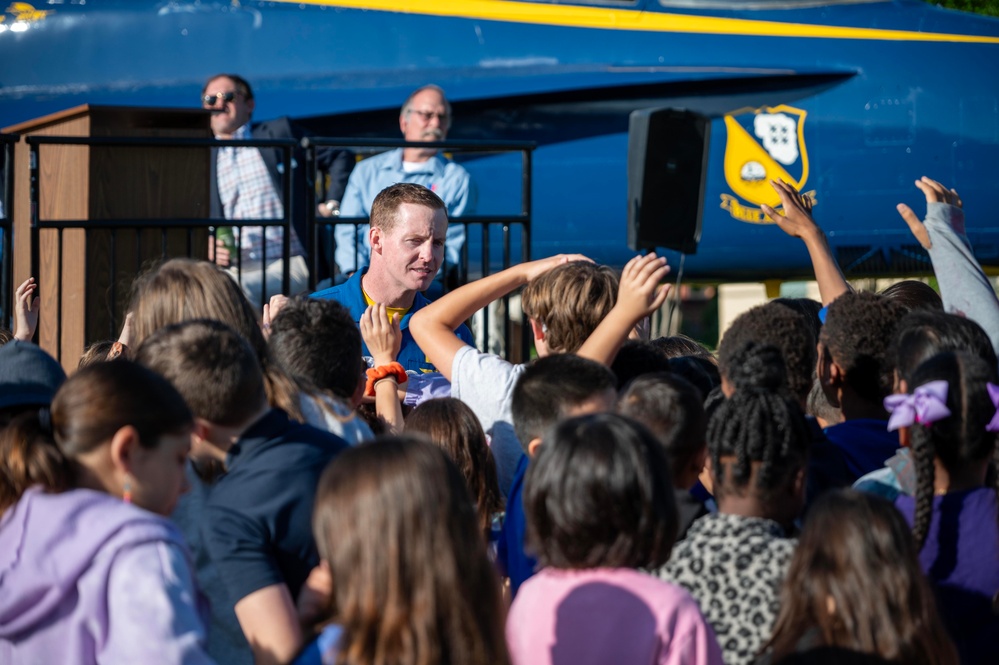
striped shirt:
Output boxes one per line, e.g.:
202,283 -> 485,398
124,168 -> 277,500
216,124 -> 304,269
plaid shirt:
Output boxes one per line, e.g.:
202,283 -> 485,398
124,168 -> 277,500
216,124 -> 304,269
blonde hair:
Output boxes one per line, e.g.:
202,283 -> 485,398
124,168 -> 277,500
521,261 -> 618,354
129,258 -> 304,421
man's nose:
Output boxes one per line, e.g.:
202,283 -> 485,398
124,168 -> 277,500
419,240 -> 436,262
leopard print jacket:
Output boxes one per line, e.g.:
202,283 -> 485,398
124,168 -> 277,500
656,513 -> 796,665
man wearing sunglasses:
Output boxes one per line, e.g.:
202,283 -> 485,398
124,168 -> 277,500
333,85 -> 475,294
203,74 -> 352,304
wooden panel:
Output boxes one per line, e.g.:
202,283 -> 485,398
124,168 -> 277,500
8,106 -> 213,368
58,227 -> 87,368
10,114 -> 91,368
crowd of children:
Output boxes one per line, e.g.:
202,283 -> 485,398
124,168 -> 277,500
1,174 -> 998,665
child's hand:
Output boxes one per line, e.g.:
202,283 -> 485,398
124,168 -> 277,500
360,303 -> 401,366
616,253 -> 671,324
13,277 -> 39,342
761,179 -> 820,240
896,176 -> 964,250
523,254 -> 592,282
262,294 -> 289,338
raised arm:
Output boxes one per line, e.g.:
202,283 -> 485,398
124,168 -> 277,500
762,179 -> 850,306
409,254 -> 589,381
897,176 -> 999,355
577,252 -> 671,366
234,584 -> 303,665
360,304 -> 405,434
12,277 -> 39,342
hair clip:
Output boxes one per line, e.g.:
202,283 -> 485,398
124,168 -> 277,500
986,383 -> 999,433
884,380 -> 952,431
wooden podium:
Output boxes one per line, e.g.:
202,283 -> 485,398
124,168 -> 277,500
3,106 -> 212,369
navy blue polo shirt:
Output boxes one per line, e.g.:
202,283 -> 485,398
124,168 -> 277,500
201,408 -> 349,606
497,452 -> 537,597
311,269 -> 474,374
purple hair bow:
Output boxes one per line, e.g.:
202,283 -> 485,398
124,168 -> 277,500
987,383 -> 999,433
884,380 -> 952,432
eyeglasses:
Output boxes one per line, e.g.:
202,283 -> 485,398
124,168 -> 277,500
408,109 -> 448,123
203,91 -> 237,107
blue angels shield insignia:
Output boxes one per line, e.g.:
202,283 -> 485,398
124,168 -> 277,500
720,105 -> 814,224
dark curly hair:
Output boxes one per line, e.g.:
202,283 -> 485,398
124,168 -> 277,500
820,292 -> 906,405
709,344 -> 811,507
718,302 -> 816,404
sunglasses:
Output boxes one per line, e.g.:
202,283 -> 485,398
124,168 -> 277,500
203,91 -> 237,107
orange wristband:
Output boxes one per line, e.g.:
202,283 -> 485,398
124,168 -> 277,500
364,362 -> 408,397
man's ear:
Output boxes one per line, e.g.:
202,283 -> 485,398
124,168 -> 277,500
526,437 -> 543,458
369,226 -> 383,255
399,111 -> 409,136
529,318 -> 545,342
109,425 -> 141,474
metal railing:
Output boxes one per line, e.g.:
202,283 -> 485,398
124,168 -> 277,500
17,133 -> 534,361
1,133 -> 17,331
25,135 -> 295,358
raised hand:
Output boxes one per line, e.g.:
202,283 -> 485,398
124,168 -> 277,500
262,294 -> 290,337
761,179 -> 819,239
522,253 -> 593,282
896,176 -> 964,249
360,303 -> 402,366
13,277 -> 39,342
616,252 -> 672,323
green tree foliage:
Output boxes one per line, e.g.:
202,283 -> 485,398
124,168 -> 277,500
933,0 -> 999,18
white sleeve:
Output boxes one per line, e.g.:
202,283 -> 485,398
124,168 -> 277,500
103,541 -> 216,665
451,345 -> 527,496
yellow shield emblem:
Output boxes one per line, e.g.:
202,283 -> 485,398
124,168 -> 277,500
721,105 -> 811,221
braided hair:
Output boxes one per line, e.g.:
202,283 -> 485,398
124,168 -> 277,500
907,351 -> 999,550
709,342 -> 811,506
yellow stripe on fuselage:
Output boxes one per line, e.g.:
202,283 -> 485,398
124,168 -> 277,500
274,0 -> 999,44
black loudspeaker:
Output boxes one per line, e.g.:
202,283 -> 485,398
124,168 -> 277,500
627,108 -> 710,255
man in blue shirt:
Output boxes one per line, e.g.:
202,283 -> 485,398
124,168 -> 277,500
334,85 -> 474,278
313,183 -> 473,374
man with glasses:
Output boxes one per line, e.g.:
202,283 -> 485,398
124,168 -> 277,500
333,85 -> 475,291
203,73 -> 352,304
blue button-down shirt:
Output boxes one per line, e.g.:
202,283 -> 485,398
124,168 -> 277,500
311,269 -> 475,374
334,148 -> 475,274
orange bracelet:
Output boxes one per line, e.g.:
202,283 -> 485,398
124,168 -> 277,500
364,362 -> 408,397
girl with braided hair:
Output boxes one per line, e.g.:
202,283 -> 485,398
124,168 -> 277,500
657,341 -> 811,665
888,351 -> 999,664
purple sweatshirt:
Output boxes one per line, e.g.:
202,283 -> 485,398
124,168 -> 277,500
0,487 -> 214,665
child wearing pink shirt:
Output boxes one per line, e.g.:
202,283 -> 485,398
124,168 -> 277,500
506,413 -> 723,665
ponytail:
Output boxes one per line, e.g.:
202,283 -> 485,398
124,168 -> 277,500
901,351 -> 999,550
0,410 -> 71,514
